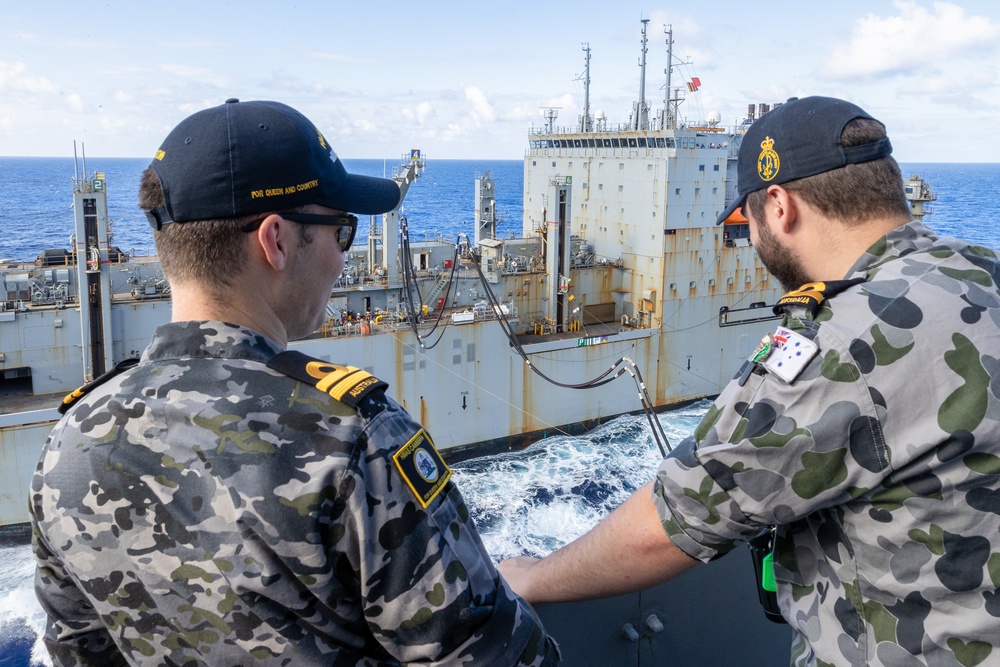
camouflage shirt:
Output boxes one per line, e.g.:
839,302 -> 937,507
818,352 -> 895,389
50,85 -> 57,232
31,321 -> 556,667
653,221 -> 1000,666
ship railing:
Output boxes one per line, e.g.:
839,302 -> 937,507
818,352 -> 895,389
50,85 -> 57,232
471,301 -> 518,321
319,313 -> 414,339
320,320 -> 377,338
316,302 -> 520,341
528,122 -> 672,135
718,303 -> 779,328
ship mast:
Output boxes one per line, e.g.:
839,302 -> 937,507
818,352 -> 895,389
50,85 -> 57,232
658,23 -> 690,131
661,24 -> 675,130
579,43 -> 593,133
631,19 -> 650,131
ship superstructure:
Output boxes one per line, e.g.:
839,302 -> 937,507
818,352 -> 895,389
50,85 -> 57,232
904,172 -> 936,219
0,24 -> 786,530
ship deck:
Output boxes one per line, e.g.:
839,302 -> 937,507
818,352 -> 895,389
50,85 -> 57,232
0,389 -> 63,415
514,320 -> 621,344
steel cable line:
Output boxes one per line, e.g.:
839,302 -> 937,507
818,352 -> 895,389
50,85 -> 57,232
467,246 -> 671,456
395,217 -> 671,455
397,216 -> 461,349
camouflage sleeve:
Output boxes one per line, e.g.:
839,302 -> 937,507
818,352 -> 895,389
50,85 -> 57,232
31,477 -> 128,667
652,319 -> 890,562
343,399 -> 557,665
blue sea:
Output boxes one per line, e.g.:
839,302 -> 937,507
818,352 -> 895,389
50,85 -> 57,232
1,158 -> 998,261
0,157 -> 527,263
1,157 -> 998,666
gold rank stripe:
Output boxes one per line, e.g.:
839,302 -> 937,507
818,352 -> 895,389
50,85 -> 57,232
58,358 -> 140,414
773,277 -> 867,317
313,365 -> 363,394
62,388 -> 85,407
268,351 -> 388,410
776,281 -> 826,307
324,369 -> 376,402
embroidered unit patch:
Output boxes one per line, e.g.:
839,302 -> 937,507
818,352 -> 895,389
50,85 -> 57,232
751,333 -> 774,363
393,429 -> 452,508
760,326 -> 819,384
757,136 -> 780,182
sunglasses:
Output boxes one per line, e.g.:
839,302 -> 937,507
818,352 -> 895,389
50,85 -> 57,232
242,211 -> 359,252
280,212 -> 359,252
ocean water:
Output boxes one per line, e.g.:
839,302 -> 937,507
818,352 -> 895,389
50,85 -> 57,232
1,158 -> 997,261
0,157 -> 526,262
1,157 -> 999,666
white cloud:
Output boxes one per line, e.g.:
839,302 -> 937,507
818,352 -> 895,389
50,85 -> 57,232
464,86 -> 496,124
904,68 -> 999,96
416,101 -> 433,124
824,1 -> 1000,79
65,93 -> 84,112
0,61 -> 57,94
306,50 -> 361,63
160,64 -> 230,88
503,102 -> 541,123
98,115 -> 129,134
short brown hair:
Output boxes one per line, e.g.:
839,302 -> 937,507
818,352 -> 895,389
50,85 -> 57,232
746,117 -> 910,225
139,168 -> 314,289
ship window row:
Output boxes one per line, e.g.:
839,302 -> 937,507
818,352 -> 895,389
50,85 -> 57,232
528,137 -> 677,149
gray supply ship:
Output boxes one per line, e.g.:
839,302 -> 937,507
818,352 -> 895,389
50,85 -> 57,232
0,22 -> 936,533
0,21 -> 939,665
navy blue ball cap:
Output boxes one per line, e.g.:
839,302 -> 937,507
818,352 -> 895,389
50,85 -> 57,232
146,99 -> 401,228
716,96 -> 892,225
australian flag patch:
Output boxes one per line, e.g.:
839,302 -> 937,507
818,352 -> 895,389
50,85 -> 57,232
760,326 -> 819,384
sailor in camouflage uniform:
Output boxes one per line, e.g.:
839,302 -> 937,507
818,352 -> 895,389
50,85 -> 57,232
500,97 -> 1000,666
31,99 -> 557,666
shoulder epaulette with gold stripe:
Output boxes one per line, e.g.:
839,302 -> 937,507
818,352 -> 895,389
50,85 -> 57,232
772,277 -> 866,317
266,350 -> 388,412
59,358 -> 141,415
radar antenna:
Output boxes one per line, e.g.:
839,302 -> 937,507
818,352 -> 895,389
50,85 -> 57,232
542,107 -> 560,134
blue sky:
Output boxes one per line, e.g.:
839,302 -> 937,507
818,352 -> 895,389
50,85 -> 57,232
2,0 -> 998,162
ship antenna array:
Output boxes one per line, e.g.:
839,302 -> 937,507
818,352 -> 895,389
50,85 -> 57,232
465,251 -> 672,456
541,107 -> 560,134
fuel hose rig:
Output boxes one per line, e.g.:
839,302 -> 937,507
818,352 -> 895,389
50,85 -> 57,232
395,218 -> 672,457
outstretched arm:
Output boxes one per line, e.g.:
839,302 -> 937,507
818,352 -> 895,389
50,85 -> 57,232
498,481 -> 698,605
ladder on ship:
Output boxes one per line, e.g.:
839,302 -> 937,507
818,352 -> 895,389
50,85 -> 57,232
422,272 -> 450,307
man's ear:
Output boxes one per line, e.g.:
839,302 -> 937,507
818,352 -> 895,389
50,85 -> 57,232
255,214 -> 290,271
766,185 -> 799,235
